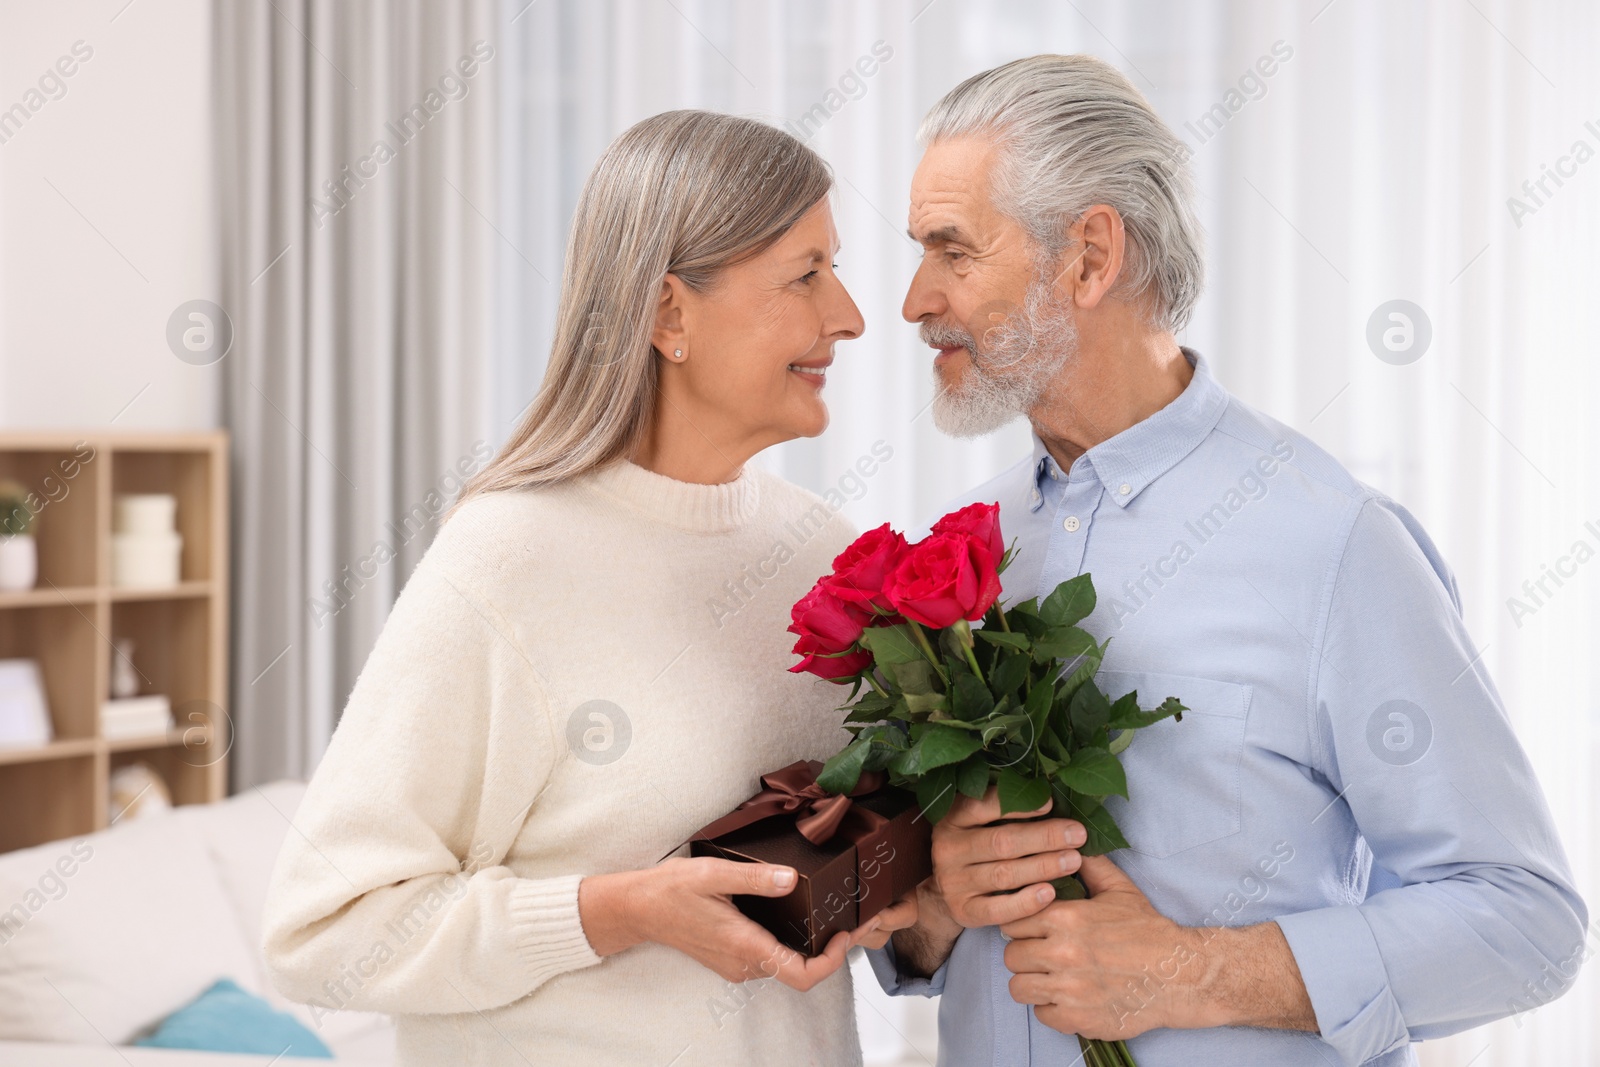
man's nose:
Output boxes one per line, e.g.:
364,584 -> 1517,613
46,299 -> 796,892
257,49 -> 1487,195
902,260 -> 944,324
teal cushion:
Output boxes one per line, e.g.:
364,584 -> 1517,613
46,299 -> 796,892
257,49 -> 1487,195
133,977 -> 333,1058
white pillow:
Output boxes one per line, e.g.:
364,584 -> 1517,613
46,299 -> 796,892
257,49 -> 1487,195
0,809 -> 260,1044
175,780 -> 308,981
178,780 -> 393,1047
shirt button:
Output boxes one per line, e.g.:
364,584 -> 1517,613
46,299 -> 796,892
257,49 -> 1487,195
1119,483 -> 1131,496
1062,516 -> 1080,532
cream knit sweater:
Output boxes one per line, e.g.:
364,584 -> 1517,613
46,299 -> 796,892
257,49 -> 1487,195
262,459 -> 866,1066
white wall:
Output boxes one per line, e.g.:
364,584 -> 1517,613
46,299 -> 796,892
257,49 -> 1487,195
0,0 -> 219,429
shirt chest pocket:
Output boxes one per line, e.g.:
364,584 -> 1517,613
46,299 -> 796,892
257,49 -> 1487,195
1096,670 -> 1252,859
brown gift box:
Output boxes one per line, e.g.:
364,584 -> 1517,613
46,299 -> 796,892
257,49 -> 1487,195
689,760 -> 933,957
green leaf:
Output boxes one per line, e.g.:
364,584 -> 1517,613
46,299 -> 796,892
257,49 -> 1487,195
1041,722 -> 1073,763
989,651 -> 1031,699
1050,875 -> 1087,900
1052,746 -> 1128,798
860,726 -> 907,772
979,712 -> 1030,747
1039,574 -> 1096,628
845,696 -> 900,724
1055,787 -> 1130,855
950,672 -> 995,722
997,767 -> 1051,814
976,629 -> 1031,651
893,723 -> 984,776
1031,625 -> 1099,665
1022,679 -> 1054,739
1108,694 -> 1188,730
1107,727 -> 1134,755
920,716 -> 983,732
859,624 -> 923,665
914,765 -> 961,823
1108,691 -> 1139,722
955,754 -> 991,799
817,737 -> 873,794
884,659 -> 939,696
848,688 -> 896,713
1007,601 -> 1050,638
1053,641 -> 1106,703
1068,679 -> 1112,738
903,691 -> 949,716
938,625 -> 969,663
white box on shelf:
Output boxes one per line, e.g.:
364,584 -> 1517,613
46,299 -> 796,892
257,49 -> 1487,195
113,493 -> 178,536
111,531 -> 183,587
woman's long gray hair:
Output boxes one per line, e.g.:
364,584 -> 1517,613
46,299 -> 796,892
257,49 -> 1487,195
450,110 -> 831,517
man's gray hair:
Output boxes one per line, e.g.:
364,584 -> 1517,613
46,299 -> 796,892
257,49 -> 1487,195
919,54 -> 1205,332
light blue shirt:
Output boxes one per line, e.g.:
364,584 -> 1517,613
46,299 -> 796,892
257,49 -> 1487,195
869,350 -> 1586,1066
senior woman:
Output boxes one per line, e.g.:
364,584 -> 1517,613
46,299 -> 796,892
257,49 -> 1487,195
262,111 -> 904,1065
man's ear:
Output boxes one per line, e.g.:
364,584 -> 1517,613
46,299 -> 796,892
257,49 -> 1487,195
1054,204 -> 1126,311
650,274 -> 690,359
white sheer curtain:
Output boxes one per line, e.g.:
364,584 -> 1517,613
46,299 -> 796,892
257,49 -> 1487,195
494,1 -> 1598,1063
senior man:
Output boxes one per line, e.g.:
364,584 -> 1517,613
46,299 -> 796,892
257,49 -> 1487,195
868,54 -> 1586,1066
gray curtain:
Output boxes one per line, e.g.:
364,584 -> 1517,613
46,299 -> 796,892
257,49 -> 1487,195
215,0 -> 497,788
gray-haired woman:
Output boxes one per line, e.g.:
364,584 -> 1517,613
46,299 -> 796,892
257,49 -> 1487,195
262,111 -> 912,1065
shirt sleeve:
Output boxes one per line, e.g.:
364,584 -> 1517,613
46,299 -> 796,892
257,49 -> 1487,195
1274,497 -> 1587,1065
866,940 -> 950,997
261,544 -> 601,1016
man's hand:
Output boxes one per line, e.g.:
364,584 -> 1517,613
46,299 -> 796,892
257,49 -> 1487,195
884,787 -> 1086,978
933,787 -> 1086,928
1000,855 -> 1318,1039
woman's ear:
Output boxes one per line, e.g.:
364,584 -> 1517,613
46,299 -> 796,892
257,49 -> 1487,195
650,274 -> 690,361
1057,204 -> 1126,311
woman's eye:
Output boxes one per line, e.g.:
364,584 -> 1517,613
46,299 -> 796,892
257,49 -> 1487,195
800,270 -> 819,283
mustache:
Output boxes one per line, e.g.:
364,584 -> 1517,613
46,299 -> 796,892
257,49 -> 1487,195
919,320 -> 975,351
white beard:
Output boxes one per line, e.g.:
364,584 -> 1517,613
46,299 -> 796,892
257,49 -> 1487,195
928,275 -> 1078,438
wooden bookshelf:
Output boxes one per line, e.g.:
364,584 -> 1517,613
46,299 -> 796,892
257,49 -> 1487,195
0,431 -> 228,852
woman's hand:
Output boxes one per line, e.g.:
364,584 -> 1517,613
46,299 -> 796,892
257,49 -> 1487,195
852,888 -> 921,950
579,857 -> 879,991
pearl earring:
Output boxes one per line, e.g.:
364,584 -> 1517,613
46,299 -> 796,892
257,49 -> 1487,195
673,348 -> 684,360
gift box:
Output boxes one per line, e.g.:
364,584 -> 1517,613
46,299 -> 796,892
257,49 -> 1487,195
689,760 -> 933,957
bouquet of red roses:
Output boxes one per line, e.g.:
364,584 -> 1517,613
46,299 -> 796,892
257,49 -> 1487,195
788,503 -> 1184,1067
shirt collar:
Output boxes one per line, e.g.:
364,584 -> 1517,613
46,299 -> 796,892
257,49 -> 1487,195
1029,348 -> 1229,509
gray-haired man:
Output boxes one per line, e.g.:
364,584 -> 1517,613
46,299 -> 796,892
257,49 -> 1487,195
868,54 -> 1585,1066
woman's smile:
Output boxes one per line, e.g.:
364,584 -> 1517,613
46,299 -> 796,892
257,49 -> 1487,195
788,356 -> 832,388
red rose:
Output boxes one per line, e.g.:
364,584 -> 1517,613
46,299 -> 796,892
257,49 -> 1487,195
883,531 -> 1002,628
787,581 -> 874,681
826,523 -> 908,611
789,643 -> 874,681
787,581 -> 870,651
931,501 -> 1005,569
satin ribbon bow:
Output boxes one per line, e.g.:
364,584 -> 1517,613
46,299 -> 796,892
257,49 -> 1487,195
692,759 -> 885,845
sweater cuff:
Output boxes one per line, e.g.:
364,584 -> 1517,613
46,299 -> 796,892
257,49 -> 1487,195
506,874 -> 604,987
1274,905 -> 1409,1065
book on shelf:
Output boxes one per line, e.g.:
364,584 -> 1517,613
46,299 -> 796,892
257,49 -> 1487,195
101,695 -> 173,740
